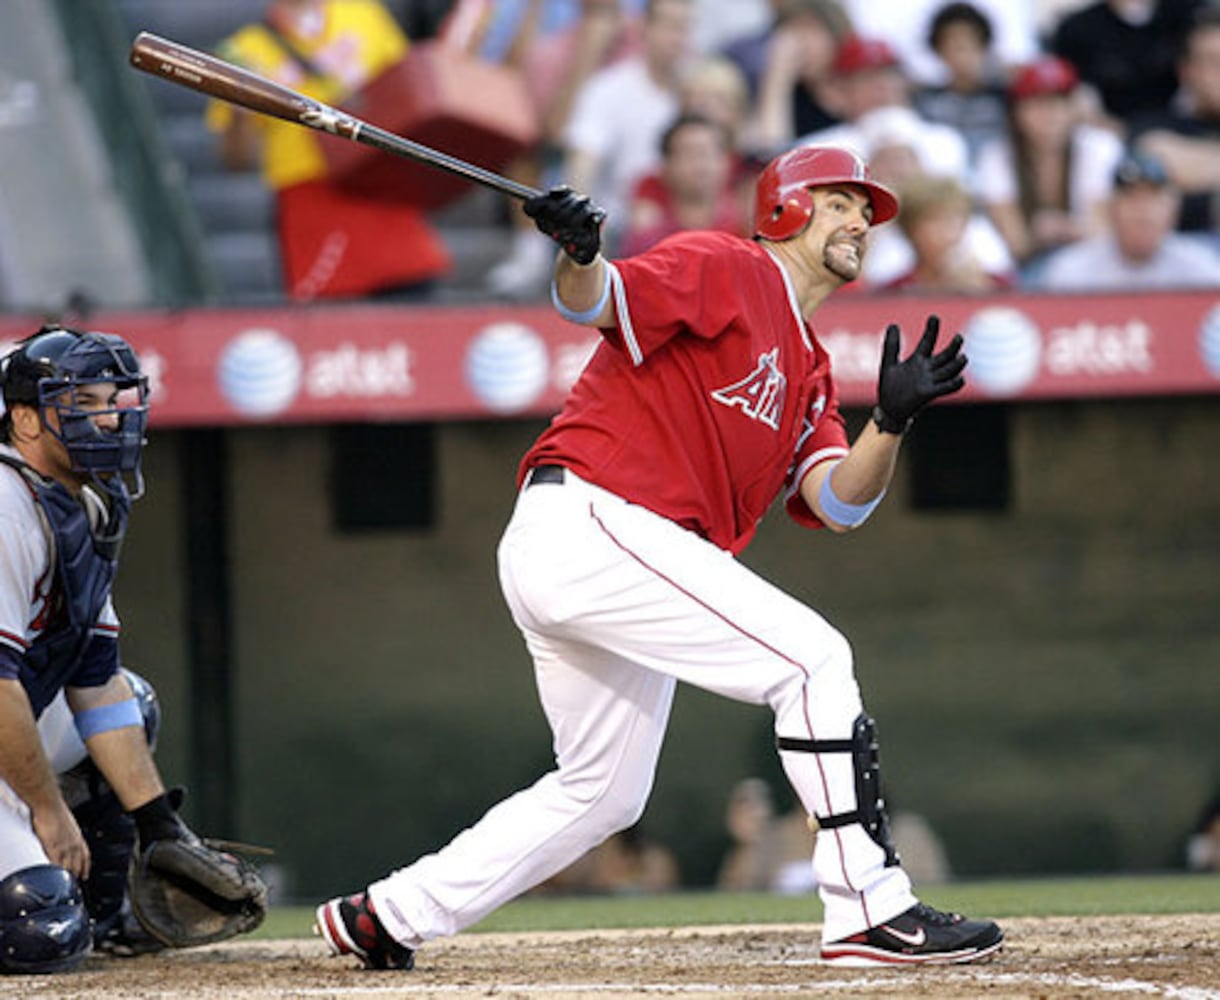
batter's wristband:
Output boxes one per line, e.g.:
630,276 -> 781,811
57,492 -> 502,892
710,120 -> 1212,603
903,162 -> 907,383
551,264 -> 610,324
818,464 -> 885,528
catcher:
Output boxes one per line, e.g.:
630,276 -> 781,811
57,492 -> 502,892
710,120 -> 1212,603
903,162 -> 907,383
0,326 -> 267,974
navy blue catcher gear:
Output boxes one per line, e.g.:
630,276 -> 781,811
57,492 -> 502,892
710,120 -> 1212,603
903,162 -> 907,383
0,325 -> 149,499
59,669 -> 164,951
0,865 -> 91,974
121,668 -> 162,750
0,453 -> 130,717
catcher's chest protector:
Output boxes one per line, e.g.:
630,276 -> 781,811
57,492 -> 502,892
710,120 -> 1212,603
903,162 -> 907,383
0,455 -> 127,717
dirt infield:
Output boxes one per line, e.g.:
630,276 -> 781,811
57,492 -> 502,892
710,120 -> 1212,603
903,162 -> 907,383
4,914 -> 1217,999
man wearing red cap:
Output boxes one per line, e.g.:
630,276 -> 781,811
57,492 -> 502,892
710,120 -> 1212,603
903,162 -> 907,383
796,35 -> 970,189
315,146 -> 1003,971
975,54 -> 1124,267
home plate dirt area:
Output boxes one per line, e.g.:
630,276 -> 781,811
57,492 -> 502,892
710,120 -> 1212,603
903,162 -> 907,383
4,914 -> 1217,999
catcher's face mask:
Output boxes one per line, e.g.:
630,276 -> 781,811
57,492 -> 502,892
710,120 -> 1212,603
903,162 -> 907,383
2,326 -> 150,500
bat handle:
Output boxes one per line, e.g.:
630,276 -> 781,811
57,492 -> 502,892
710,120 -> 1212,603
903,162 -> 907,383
355,121 -> 542,202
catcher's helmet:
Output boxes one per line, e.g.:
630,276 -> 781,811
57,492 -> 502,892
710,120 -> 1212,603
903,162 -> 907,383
122,668 -> 162,749
753,145 -> 899,241
1,325 -> 149,496
0,865 -> 91,974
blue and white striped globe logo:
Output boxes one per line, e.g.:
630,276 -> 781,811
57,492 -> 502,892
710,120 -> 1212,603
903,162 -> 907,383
465,322 -> 549,413
1199,304 -> 1220,379
217,328 -> 303,417
962,307 -> 1042,397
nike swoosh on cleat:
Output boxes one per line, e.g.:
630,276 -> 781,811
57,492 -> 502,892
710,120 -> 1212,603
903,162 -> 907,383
880,925 -> 927,947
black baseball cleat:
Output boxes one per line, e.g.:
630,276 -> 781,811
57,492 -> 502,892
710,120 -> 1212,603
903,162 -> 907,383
315,892 -> 414,970
93,900 -> 165,958
821,901 -> 1004,966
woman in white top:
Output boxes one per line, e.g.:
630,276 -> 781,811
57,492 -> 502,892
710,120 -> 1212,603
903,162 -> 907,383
974,55 -> 1124,273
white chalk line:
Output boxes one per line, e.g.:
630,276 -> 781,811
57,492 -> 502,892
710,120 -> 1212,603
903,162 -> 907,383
37,970 -> 1213,999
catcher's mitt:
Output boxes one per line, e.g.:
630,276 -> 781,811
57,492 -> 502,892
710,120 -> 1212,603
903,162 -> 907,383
128,833 -> 268,948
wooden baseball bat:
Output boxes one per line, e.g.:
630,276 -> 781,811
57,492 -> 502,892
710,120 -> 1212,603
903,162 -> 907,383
128,31 -> 542,201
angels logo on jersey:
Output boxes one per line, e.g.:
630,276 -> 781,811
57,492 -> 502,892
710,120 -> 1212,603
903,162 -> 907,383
786,394 -> 829,480
793,395 -> 828,450
711,349 -> 786,430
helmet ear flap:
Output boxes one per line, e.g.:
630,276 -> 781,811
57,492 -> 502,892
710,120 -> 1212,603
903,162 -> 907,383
766,187 -> 815,241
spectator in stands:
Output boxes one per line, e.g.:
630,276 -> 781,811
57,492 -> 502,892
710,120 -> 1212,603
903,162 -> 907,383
534,823 -> 680,894
1034,149 -> 1220,291
452,0 -> 644,64
855,108 -> 1013,286
1049,0 -> 1204,129
837,0 -> 1038,87
797,36 -> 971,186
741,0 -> 853,159
716,778 -> 815,894
912,2 -> 1010,169
689,0 -> 773,58
1186,793 -> 1220,873
678,54 -> 753,151
974,55 -> 1125,276
561,0 -> 696,254
677,56 -> 764,234
883,174 -> 1015,292
1132,6 -> 1220,239
722,0 -> 818,100
715,777 -> 953,893
620,114 -> 747,255
889,809 -> 952,886
206,0 -> 450,302
480,0 -> 645,298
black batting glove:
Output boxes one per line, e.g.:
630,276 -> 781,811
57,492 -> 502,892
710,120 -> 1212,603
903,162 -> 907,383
873,315 -> 967,434
523,185 -> 606,265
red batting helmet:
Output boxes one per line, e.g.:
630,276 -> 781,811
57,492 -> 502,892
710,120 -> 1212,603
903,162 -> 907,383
753,145 -> 899,240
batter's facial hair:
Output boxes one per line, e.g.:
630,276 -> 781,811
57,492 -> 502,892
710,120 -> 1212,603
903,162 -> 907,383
824,236 -> 863,282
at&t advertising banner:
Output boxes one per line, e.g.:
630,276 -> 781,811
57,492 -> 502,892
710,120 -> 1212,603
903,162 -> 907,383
1,291 -> 1217,426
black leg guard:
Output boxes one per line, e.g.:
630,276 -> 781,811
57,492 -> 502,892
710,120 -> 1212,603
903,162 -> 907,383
58,669 -> 164,955
777,712 -> 901,867
67,780 -> 135,929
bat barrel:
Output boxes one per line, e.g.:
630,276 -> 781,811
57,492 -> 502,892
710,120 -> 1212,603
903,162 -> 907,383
129,31 -> 544,202
130,31 -> 319,126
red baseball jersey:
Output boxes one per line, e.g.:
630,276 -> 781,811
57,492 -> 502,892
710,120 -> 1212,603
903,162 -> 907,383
520,230 -> 850,553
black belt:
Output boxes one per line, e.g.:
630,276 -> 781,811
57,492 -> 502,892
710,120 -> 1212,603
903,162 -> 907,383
526,464 -> 566,487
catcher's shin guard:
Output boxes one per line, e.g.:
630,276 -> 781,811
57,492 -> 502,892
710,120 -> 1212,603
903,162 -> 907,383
59,670 -> 165,952
67,783 -> 136,929
777,712 -> 900,866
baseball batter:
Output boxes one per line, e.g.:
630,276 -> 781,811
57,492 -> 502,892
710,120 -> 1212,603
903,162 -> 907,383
317,146 -> 1003,969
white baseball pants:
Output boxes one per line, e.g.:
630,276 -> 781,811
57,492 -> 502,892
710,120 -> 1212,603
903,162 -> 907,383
370,471 -> 916,946
0,694 -> 88,880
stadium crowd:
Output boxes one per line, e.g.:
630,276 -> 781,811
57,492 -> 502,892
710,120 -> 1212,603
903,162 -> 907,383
446,0 -> 1220,298
420,0 -> 1220,300
189,0 -> 1220,303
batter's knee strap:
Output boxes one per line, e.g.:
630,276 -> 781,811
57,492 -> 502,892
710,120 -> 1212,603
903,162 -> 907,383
777,713 -> 900,867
